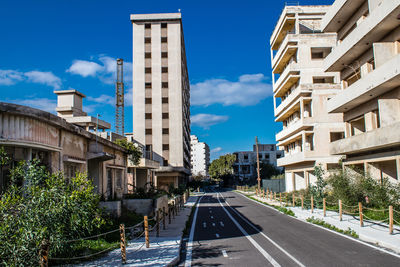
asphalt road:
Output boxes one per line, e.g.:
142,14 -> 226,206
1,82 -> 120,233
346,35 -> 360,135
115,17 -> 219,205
184,189 -> 400,267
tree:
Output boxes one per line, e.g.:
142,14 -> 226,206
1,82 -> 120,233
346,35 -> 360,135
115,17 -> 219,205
0,159 -> 106,266
0,146 -> 10,192
257,162 -> 282,179
309,164 -> 327,200
209,154 -> 236,182
115,139 -> 142,165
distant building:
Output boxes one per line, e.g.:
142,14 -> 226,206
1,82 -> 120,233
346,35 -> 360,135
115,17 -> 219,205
131,13 -> 191,190
233,144 -> 284,183
269,5 -> 345,192
190,135 -> 210,177
323,0 -> 400,183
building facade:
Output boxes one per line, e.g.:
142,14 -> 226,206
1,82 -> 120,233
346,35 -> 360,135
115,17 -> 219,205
0,101 -> 128,200
131,13 -> 191,190
190,135 -> 210,177
323,0 -> 400,183
233,144 -> 284,183
270,5 -> 345,192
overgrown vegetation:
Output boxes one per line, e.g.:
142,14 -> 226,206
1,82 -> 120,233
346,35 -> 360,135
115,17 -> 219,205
124,182 -> 167,199
209,154 -> 236,185
256,162 -> 283,180
248,195 -> 295,217
115,138 -> 142,165
306,217 -> 358,238
0,159 -> 106,266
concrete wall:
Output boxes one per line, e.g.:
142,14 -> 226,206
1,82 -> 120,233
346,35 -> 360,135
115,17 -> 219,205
122,199 -> 153,216
262,179 -> 286,193
99,201 -> 121,218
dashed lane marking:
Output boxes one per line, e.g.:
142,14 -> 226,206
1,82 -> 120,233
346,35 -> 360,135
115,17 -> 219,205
222,250 -> 228,258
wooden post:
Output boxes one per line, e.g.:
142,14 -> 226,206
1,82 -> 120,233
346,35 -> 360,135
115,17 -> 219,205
168,206 -> 171,224
292,193 -> 295,207
144,216 -> 149,248
323,198 -> 326,217
301,195 -> 304,209
389,205 -> 393,234
163,206 -> 166,230
120,224 -> 126,264
156,210 -> 160,237
280,193 -> 282,206
339,200 -> 342,221
267,188 -> 269,197
39,239 -> 49,267
358,202 -> 363,227
311,195 -> 314,213
274,192 -> 276,201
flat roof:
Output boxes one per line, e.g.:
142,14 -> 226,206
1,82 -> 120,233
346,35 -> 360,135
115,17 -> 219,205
130,13 -> 181,22
54,89 -> 86,98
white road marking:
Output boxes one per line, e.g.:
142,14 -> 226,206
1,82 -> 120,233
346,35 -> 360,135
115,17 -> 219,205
211,215 -> 214,219
185,194 -> 205,267
220,221 -> 224,227
216,192 -> 281,267
222,250 -> 228,257
224,192 -> 305,267
216,233 -> 220,238
212,222 -> 215,227
203,222 -> 206,228
210,210 -> 212,213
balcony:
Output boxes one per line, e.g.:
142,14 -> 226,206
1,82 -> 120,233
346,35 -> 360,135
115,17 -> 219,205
274,62 -> 299,91
324,1 -> 400,72
272,34 -> 298,72
327,53 -> 400,113
277,150 -> 316,167
330,121 -> 400,155
270,15 -> 296,50
321,0 -> 366,32
276,117 -> 313,142
275,86 -> 312,117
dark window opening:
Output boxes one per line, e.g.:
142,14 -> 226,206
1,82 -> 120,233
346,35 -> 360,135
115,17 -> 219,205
145,67 -> 151,74
162,82 -> 168,88
145,129 -> 152,135
145,52 -> 151,58
162,113 -> 169,119
145,82 -> 152,89
145,113 -> 152,119
162,97 -> 169,104
145,98 -> 152,104
162,128 -> 169,134
162,67 -> 168,73
161,52 -> 168,58
144,37 -> 151,43
161,37 -> 168,43
163,144 -> 169,150
145,23 -> 151,29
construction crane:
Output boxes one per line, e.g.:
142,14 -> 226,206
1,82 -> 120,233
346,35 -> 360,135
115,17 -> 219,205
115,58 -> 124,136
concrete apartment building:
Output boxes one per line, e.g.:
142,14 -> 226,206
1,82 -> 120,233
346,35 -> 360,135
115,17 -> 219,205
323,0 -> 400,182
190,135 -> 210,177
270,5 -> 345,192
131,13 -> 191,190
233,144 -> 284,183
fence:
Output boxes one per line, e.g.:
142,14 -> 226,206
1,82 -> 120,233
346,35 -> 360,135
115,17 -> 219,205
262,178 -> 285,193
39,195 -> 186,267
237,186 -> 400,235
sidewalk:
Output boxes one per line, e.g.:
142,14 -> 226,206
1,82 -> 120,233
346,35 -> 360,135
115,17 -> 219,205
237,190 -> 400,254
77,196 -> 199,267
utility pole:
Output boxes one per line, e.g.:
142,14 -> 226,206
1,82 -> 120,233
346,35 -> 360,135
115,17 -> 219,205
255,136 -> 261,191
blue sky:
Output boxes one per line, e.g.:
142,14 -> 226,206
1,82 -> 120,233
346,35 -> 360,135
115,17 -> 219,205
0,0 -> 332,159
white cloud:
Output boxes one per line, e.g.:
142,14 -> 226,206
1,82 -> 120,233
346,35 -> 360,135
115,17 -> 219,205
87,94 -> 115,106
191,113 -> 229,129
0,69 -> 62,89
8,98 -> 57,113
191,73 -> 272,106
211,147 -> 222,154
24,71 -> 62,89
67,55 -> 132,84
124,87 -> 133,106
0,70 -> 24,85
67,60 -> 103,77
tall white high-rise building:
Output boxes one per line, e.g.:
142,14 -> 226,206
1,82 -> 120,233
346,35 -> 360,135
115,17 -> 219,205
131,13 -> 191,189
190,135 -> 210,177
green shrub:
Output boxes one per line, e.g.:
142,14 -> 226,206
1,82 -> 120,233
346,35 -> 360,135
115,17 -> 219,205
0,160 -> 106,266
306,216 -> 358,238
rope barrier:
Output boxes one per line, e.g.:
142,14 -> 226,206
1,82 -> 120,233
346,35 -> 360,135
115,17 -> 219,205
363,207 -> 387,212
63,228 -> 121,244
342,203 -> 359,208
362,214 -> 389,224
125,221 -> 144,231
49,243 -> 119,261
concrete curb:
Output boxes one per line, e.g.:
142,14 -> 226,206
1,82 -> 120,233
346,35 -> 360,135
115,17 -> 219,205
165,195 -> 201,267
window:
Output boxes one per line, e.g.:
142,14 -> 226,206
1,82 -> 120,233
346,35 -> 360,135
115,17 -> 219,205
162,97 -> 168,104
144,37 -> 151,43
145,98 -> 152,104
145,23 -> 151,29
163,159 -> 168,166
161,37 -> 167,43
145,82 -> 152,89
162,128 -> 169,134
145,67 -> 151,74
161,23 -> 167,28
244,154 -> 248,161
116,169 -> 122,188
145,113 -> 152,119
163,144 -> 169,150
162,82 -> 168,88
313,76 -> 334,84
162,113 -> 169,119
350,116 -> 366,136
330,132 -> 344,142
311,47 -> 332,59
344,68 -> 361,88
145,129 -> 152,135
162,67 -> 168,73
161,52 -> 168,58
145,52 -> 151,58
